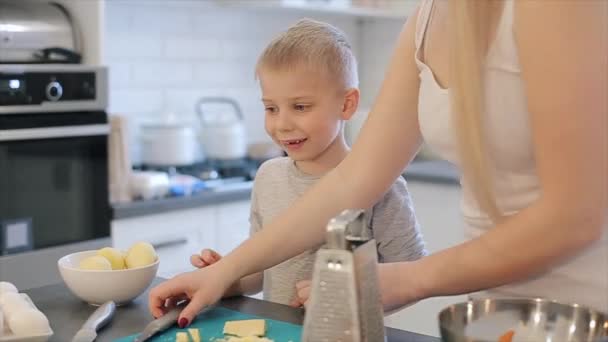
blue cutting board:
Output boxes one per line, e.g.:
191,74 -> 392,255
114,307 -> 302,342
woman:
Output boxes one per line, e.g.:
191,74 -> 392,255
150,0 -> 607,325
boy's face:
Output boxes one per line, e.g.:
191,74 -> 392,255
259,66 -> 354,162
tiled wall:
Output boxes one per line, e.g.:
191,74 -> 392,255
103,0 -> 404,163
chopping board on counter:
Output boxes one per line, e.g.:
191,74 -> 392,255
114,307 -> 302,342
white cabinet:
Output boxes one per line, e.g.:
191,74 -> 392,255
214,200 -> 251,255
112,206 -> 216,278
384,180 -> 467,338
406,181 -> 466,253
111,200 -> 251,279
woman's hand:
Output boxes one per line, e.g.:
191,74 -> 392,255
148,263 -> 234,327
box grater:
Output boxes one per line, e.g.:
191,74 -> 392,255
302,209 -> 386,342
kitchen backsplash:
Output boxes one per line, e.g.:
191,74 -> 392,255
103,0 -> 404,163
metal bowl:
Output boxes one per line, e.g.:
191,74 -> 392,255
439,298 -> 608,342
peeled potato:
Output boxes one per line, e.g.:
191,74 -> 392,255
8,308 -> 50,336
125,242 -> 157,269
79,256 -> 112,270
97,247 -> 126,270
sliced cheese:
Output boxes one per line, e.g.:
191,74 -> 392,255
223,319 -> 266,337
188,328 -> 201,342
223,337 -> 274,342
176,331 -> 190,342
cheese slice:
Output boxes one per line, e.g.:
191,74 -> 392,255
188,328 -> 201,342
223,319 -> 266,337
223,337 -> 274,342
176,331 -> 190,342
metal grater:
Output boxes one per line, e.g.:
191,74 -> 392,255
302,209 -> 386,342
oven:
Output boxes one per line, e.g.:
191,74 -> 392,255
0,65 -> 110,256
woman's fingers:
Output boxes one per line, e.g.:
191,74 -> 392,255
148,276 -> 189,318
177,294 -> 211,328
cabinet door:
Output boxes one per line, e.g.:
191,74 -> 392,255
406,181 -> 465,253
112,207 -> 215,278
214,200 -> 251,255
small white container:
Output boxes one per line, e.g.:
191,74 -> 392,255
0,294 -> 53,342
129,171 -> 170,200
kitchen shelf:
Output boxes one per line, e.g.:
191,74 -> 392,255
214,1 -> 414,20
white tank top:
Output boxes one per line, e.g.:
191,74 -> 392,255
416,0 -> 607,312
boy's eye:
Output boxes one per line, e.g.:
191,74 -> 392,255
265,106 -> 277,114
294,104 -> 310,112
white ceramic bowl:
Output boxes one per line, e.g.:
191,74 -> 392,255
57,250 -> 159,305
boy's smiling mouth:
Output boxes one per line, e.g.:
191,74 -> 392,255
280,138 -> 308,150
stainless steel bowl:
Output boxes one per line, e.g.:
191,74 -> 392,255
439,298 -> 608,342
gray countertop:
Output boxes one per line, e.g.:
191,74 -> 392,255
25,279 -> 440,342
112,182 -> 253,220
403,160 -> 460,185
112,160 -> 459,220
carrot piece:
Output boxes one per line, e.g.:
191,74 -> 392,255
498,330 -> 515,342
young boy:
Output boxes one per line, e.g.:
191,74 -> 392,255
191,18 -> 426,306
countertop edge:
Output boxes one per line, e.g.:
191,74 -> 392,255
112,160 -> 459,220
112,183 -> 253,220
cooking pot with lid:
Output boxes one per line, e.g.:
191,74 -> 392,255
196,97 -> 247,161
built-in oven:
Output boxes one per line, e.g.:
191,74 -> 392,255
0,65 -> 110,257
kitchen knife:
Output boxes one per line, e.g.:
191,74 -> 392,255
133,305 -> 184,342
71,301 -> 116,342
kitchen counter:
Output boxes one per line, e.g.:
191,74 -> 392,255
404,160 -> 460,185
113,160 -> 459,220
112,181 -> 253,219
26,279 -> 440,342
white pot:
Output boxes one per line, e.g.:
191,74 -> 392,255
201,122 -> 247,160
196,97 -> 247,160
140,121 -> 202,166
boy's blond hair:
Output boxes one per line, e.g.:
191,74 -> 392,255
256,18 -> 358,90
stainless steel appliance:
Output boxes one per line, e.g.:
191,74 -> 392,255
0,64 -> 109,257
0,1 -> 82,64
303,209 -> 386,342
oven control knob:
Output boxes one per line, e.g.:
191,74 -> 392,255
46,81 -> 63,101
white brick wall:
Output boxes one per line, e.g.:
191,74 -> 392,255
103,0 -> 405,163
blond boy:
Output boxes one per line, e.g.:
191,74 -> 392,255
191,19 -> 426,305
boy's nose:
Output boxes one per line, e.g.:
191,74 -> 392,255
276,113 -> 294,131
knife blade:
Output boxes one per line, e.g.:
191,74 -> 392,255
133,305 -> 184,342
72,301 -> 116,342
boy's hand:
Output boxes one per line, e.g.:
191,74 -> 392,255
190,249 -> 222,268
289,280 -> 312,309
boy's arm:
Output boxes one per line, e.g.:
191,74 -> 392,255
370,177 -> 427,263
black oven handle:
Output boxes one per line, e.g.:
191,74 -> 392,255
0,124 -> 110,141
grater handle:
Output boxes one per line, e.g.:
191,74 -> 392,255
326,209 -> 367,249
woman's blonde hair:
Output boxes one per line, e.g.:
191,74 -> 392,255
256,18 -> 359,90
448,0 -> 504,222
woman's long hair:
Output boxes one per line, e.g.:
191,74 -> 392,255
448,0 -> 504,222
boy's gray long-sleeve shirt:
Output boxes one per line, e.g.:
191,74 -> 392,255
249,157 -> 427,305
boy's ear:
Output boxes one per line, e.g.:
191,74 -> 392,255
341,88 -> 360,120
